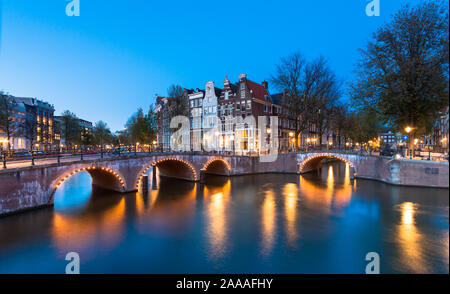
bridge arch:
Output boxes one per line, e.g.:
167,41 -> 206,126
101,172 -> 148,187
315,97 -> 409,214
52,166 -> 126,194
202,158 -> 231,176
299,153 -> 357,175
135,157 -> 198,189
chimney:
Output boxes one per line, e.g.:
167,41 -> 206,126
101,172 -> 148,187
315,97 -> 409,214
239,73 -> 247,81
262,81 -> 268,89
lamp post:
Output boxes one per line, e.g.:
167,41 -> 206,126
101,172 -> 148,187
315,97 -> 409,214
230,135 -> 235,156
405,126 -> 414,159
289,131 -> 294,152
266,127 -> 271,155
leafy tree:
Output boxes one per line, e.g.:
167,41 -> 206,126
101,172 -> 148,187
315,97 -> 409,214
147,104 -> 158,144
346,110 -> 383,147
60,110 -> 82,151
126,108 -> 149,150
93,120 -> 112,151
350,0 -> 449,140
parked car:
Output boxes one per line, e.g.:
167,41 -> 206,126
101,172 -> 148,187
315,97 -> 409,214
380,149 -> 396,157
13,152 -> 32,157
380,144 -> 396,157
112,147 -> 128,155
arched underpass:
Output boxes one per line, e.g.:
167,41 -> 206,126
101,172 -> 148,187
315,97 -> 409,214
135,158 -> 198,190
52,166 -> 126,199
299,154 -> 357,178
203,158 -> 231,176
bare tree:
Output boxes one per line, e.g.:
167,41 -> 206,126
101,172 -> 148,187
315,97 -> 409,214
270,52 -> 308,148
0,92 -> 19,153
22,108 -> 38,152
167,84 -> 188,118
304,57 -> 342,147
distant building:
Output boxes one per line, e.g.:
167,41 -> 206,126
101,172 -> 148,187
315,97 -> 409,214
0,96 -> 57,151
188,89 -> 204,151
378,129 -> 397,146
218,76 -> 239,151
433,106 -> 449,152
270,91 -> 295,152
53,116 -> 93,149
202,81 -> 221,151
156,96 -> 173,151
217,74 -> 275,154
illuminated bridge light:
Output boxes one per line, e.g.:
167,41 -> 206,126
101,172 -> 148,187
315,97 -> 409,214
299,153 -> 355,174
203,158 -> 231,172
135,157 -> 198,189
54,166 -> 126,190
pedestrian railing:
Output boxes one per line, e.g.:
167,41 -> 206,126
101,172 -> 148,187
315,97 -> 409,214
1,148 -> 448,170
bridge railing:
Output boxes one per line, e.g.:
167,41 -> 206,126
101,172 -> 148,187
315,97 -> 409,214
2,147 -> 447,170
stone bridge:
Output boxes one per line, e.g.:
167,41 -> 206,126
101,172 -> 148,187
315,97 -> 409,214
0,152 -> 448,216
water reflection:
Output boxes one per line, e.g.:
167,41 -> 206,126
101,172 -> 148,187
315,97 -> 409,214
396,201 -> 428,273
283,183 -> 299,247
51,195 -> 126,257
261,189 -> 276,256
299,163 -> 353,211
0,161 -> 448,274
204,179 -> 231,260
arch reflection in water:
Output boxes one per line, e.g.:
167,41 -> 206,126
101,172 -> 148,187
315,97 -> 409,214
299,162 -> 353,211
52,187 -> 127,257
135,177 -> 198,237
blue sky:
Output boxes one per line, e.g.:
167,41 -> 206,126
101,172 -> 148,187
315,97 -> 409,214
0,0 -> 432,131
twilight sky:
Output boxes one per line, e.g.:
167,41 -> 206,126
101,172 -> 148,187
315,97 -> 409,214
0,0 -> 430,131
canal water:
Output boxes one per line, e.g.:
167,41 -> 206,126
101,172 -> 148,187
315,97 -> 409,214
0,162 -> 448,274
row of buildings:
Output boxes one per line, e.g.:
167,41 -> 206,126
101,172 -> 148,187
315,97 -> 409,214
156,74 -> 450,154
156,74 -> 342,154
0,96 -> 93,152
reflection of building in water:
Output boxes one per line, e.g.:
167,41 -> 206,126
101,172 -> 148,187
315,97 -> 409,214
261,189 -> 276,256
283,183 -> 299,247
396,201 -> 429,273
205,180 -> 231,260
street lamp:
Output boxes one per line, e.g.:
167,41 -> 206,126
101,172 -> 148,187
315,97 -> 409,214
405,126 -> 415,159
289,131 -> 294,152
266,127 -> 272,155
